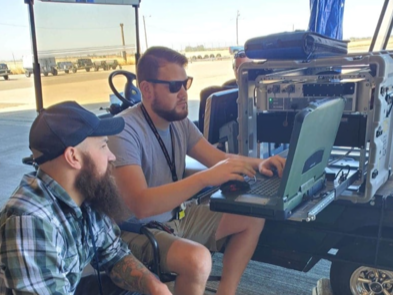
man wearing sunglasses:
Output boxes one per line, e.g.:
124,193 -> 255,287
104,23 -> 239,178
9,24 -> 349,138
222,50 -> 253,88
109,46 -> 285,295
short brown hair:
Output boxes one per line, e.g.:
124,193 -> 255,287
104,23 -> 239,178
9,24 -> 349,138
137,46 -> 188,84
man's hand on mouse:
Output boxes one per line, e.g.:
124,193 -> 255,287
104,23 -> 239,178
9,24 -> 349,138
258,155 -> 286,177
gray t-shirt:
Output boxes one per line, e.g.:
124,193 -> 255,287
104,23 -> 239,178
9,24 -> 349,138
108,104 -> 203,223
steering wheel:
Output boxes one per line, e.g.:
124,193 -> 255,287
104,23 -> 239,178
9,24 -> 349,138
108,70 -> 141,108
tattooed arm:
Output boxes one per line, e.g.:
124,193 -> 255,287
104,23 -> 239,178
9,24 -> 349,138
109,254 -> 172,295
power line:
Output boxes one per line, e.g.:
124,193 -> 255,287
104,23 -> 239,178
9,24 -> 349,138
0,22 -> 26,28
0,22 -> 118,30
147,22 -> 232,34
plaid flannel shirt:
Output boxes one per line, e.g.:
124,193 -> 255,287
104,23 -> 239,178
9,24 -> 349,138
0,169 -> 130,294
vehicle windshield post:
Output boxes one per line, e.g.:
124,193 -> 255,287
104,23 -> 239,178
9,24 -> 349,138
25,0 -> 44,112
370,0 -> 393,51
133,3 -> 141,65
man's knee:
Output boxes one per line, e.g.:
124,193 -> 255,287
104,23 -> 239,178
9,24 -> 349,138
167,240 -> 212,278
185,244 -> 212,276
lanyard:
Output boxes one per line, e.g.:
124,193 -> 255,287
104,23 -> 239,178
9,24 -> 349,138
140,104 -> 178,182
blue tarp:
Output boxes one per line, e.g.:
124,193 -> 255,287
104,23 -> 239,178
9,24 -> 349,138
308,0 -> 345,40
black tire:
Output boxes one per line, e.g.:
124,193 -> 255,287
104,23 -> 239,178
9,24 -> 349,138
72,68 -> 77,73
52,69 -> 58,76
86,68 -> 90,72
25,71 -> 31,78
3,75 -> 9,80
65,70 -> 69,74
330,243 -> 393,295
44,72 -> 49,76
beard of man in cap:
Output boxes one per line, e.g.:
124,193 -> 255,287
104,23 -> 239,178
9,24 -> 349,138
31,138 -> 130,223
75,152 -> 130,223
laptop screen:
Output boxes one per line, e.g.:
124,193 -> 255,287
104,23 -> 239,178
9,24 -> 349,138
277,98 -> 345,201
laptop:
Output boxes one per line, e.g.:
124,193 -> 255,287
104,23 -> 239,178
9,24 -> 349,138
210,97 -> 345,220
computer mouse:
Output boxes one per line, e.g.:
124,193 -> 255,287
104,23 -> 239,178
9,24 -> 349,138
220,180 -> 251,194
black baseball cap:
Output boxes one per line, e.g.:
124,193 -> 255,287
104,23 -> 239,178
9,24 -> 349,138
29,101 -> 125,165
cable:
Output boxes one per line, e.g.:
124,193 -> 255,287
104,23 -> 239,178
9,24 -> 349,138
328,148 -> 354,166
334,165 -> 351,183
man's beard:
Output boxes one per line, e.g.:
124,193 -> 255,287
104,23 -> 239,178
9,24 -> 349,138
152,91 -> 188,122
75,154 -> 130,223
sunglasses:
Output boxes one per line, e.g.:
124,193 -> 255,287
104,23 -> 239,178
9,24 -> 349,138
146,77 -> 193,93
234,51 -> 247,59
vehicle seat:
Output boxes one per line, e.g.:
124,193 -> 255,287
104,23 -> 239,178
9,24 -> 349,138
203,88 -> 239,153
199,85 -> 234,133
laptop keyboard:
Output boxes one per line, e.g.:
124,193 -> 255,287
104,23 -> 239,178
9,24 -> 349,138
247,176 -> 281,197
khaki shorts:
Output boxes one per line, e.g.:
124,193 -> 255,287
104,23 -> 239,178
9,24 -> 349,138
121,203 -> 226,273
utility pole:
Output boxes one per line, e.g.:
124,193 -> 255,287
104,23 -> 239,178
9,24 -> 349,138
236,10 -> 240,46
12,53 -> 16,68
120,23 -> 127,62
143,15 -> 150,51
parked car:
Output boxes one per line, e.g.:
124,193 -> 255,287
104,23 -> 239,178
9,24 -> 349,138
104,59 -> 122,70
23,56 -> 58,77
0,63 -> 10,80
92,60 -> 122,71
93,60 -> 108,71
57,61 -> 77,74
75,58 -> 93,72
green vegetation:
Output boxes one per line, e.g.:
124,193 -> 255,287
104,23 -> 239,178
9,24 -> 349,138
185,45 -> 206,52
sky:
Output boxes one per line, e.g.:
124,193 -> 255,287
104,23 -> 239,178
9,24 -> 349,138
0,0 -> 385,61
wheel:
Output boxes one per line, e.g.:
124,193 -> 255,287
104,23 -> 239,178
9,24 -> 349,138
94,67 -> 99,71
86,68 -> 90,72
25,71 -> 31,78
65,70 -> 69,74
331,263 -> 393,295
44,72 -> 49,76
3,75 -> 9,80
72,68 -> 77,73
330,243 -> 393,295
52,69 -> 58,76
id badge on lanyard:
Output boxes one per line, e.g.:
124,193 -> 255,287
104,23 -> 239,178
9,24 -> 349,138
141,104 -> 186,220
176,202 -> 186,220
